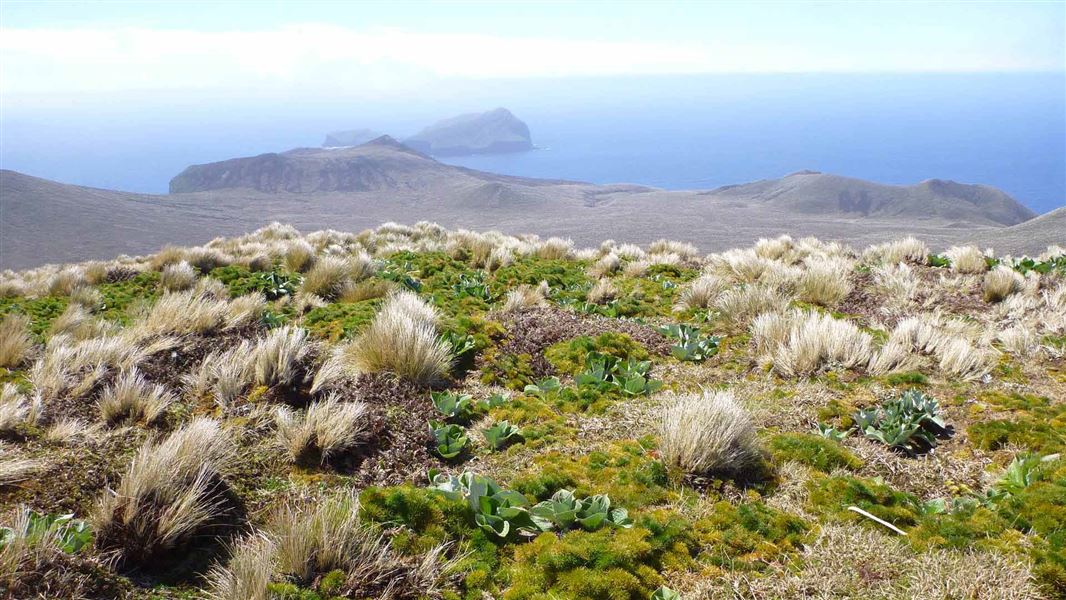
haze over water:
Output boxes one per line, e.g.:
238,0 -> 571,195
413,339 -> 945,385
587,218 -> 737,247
2,73 -> 1062,214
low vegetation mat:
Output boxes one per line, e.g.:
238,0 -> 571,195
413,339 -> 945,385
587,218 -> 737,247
0,223 -> 1063,599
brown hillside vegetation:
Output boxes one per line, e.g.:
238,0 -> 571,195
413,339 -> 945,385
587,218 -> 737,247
0,222 -> 1064,599
2,138 -> 1059,270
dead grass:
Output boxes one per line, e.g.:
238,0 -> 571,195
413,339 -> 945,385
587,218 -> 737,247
945,245 -> 989,273
160,260 -> 198,291
709,524 -> 1040,600
274,395 -> 371,465
0,457 -> 45,487
658,390 -> 761,477
0,313 -> 33,368
209,492 -> 451,600
93,418 -> 236,564
752,310 -> 874,376
97,368 -> 174,426
983,265 -> 1025,302
502,281 -> 550,312
339,293 -> 451,385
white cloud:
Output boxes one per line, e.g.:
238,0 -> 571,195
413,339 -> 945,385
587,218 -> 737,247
0,24 -> 1047,97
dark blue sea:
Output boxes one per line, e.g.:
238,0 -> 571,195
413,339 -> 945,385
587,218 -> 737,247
2,73 -> 1063,213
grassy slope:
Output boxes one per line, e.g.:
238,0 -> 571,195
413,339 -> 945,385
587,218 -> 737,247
0,226 -> 1064,600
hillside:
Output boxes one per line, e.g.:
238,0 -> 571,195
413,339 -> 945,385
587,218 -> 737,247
709,171 -> 1036,226
2,142 -> 1059,270
322,128 -> 383,147
0,224 -> 1063,599
404,107 -> 533,156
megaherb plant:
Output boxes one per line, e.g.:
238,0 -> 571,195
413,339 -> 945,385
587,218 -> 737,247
575,352 -> 662,396
652,587 -> 682,600
482,420 -> 521,450
853,390 -> 948,454
528,489 -> 633,532
0,511 -> 92,554
451,272 -> 495,301
429,472 -> 633,539
431,391 -> 477,422
429,471 -> 539,538
658,323 -> 721,362
429,421 -> 469,459
523,376 -> 562,398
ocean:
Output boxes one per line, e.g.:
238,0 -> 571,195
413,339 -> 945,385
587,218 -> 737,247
2,73 -> 1063,214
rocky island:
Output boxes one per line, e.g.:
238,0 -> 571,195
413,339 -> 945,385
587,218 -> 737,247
404,107 -> 533,156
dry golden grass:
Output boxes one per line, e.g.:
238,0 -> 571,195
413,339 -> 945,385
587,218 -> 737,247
98,368 -> 174,426
674,274 -> 729,311
251,326 -> 313,388
0,384 -> 33,438
29,334 -> 148,401
796,258 -> 853,306
94,418 -> 235,564
752,310 -> 873,376
534,237 -> 574,260
658,390 -> 761,477
586,278 -> 619,304
502,281 -> 550,312
0,505 -> 104,599
945,244 -> 989,273
861,236 -> 929,265
300,255 -> 360,300
0,457 -> 45,487
208,492 -> 451,599
135,289 -> 229,337
0,313 -> 33,369
983,265 -> 1025,302
275,395 -> 371,465
712,524 -> 1040,600
714,284 -> 792,327
160,260 -> 198,291
339,293 -> 451,385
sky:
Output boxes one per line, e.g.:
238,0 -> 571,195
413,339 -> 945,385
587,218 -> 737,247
1,1 -> 1063,102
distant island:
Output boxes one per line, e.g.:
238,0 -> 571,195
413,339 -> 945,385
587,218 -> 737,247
404,108 -> 533,156
322,108 -> 533,157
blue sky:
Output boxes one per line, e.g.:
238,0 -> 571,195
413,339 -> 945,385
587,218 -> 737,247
1,1 -> 1063,100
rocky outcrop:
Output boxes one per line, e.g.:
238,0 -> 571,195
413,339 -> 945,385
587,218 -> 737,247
404,108 -> 533,156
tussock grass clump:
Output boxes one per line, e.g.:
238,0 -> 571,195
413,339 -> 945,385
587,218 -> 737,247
94,418 -> 236,565
251,325 -> 313,388
275,395 -> 371,466
160,260 -> 198,291
47,304 -> 106,340
185,341 -> 255,406
29,334 -> 150,401
945,245 -> 988,273
46,267 -> 87,296
861,236 -> 929,265
0,457 -> 45,487
136,289 -> 230,336
0,313 -> 33,368
98,368 -> 174,426
674,274 -> 729,311
208,493 -> 451,600
300,254 -> 376,300
0,506 -> 109,599
752,310 -> 873,376
715,284 -> 792,327
587,253 -> 621,279
659,390 -> 761,477
586,278 -> 618,304
502,281 -> 550,312
0,384 -> 37,438
648,239 -> 699,260
535,237 -> 574,260
868,315 -> 999,379
68,284 -> 103,309
982,265 -> 1024,303
797,258 -> 853,306
337,292 -> 451,385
